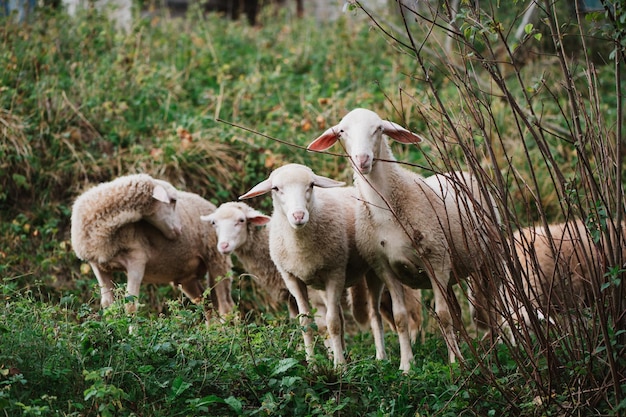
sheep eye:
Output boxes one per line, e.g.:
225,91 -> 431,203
271,186 -> 279,192
238,218 -> 245,224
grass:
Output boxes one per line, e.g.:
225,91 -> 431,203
1,1 -> 625,415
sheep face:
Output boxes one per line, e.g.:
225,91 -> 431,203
143,182 -> 182,239
307,108 -> 425,174
239,164 -> 345,230
200,202 -> 270,255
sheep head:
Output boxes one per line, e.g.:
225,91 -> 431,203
239,163 -> 345,229
144,180 -> 182,239
307,108 -> 425,174
200,202 -> 270,255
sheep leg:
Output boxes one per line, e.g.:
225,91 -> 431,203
90,263 -> 115,308
282,273 -> 315,364
286,293 -> 299,319
211,276 -> 235,316
324,275 -> 347,367
125,261 -> 147,314
407,288 -> 424,344
384,273 -> 414,372
179,279 -> 204,305
365,271 -> 387,361
309,291 -> 331,355
467,273 -> 493,340
180,279 -> 212,324
348,278 -> 370,329
208,262 -> 235,316
431,279 -> 463,364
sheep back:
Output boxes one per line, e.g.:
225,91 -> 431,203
71,174 -> 179,264
513,219 -> 625,311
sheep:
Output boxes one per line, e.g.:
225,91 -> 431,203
201,201 -> 423,342
307,108 -> 500,371
70,173 -> 234,319
379,285 -> 424,344
200,201 -> 299,318
508,219 -> 625,324
422,171 -> 502,338
239,163 -> 387,368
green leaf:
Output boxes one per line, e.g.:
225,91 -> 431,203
224,396 -> 243,414
524,23 -> 534,35
137,365 -> 154,374
11,174 -> 29,190
270,358 -> 299,377
190,394 -> 225,406
170,376 -> 192,398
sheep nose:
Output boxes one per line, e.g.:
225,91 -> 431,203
292,211 -> 305,223
219,242 -> 230,253
354,154 -> 371,171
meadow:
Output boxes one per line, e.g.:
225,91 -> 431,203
1,1 -> 625,415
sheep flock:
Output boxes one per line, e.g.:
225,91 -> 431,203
70,107 -> 616,372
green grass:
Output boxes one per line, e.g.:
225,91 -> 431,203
1,1 -> 625,416
0,289 -> 530,416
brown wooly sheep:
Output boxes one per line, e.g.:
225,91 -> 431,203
71,174 -> 234,319
509,219 -> 625,324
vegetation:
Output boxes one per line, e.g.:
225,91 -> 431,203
1,0 -> 625,415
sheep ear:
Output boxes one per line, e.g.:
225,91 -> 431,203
152,184 -> 172,203
199,214 -> 213,223
307,126 -> 341,151
239,179 -> 273,200
248,214 -> 271,226
313,175 -> 346,189
381,120 -> 425,144
240,205 -> 271,225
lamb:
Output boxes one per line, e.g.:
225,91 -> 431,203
70,173 -> 234,319
200,201 -> 299,318
307,108 -> 499,371
508,219 -> 625,324
239,163 -> 387,367
201,201 -> 423,342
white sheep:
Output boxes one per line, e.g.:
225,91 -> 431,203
422,171 -> 501,337
308,108 -> 499,370
201,201 -> 424,343
70,173 -> 234,319
200,201 -> 299,318
239,164 -> 387,368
